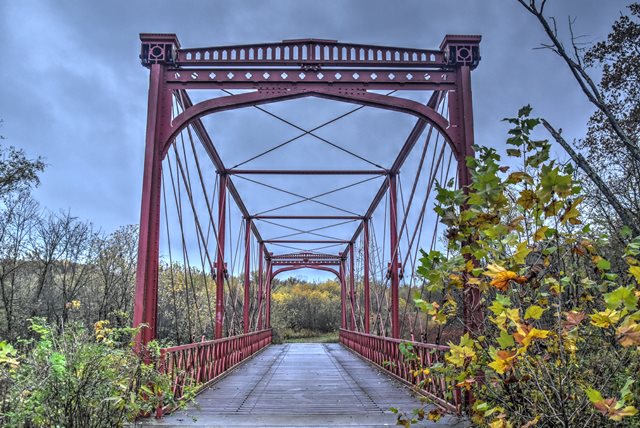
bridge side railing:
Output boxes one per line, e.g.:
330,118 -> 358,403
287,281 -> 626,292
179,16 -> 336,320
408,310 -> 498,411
157,329 -> 272,416
339,329 -> 463,413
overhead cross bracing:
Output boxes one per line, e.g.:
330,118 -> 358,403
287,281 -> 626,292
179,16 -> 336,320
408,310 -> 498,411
133,34 -> 481,417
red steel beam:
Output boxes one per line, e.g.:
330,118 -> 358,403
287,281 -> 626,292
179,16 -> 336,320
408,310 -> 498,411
257,242 -> 264,330
133,63 -> 170,349
253,215 -> 363,220
243,218 -> 251,334
389,173 -> 400,338
340,258 -> 347,330
264,239 -> 349,244
363,219 -> 371,334
451,64 -> 482,335
349,243 -> 356,330
229,169 -> 387,175
265,259 -> 272,328
215,174 -> 227,339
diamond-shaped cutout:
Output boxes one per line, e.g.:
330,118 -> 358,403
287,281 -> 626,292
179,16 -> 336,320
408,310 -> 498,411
174,72 -> 181,78
245,72 -> 252,79
191,72 -> 198,79
441,74 -> 448,80
227,72 -> 234,79
281,72 -> 288,79
335,73 -> 342,80
352,72 -> 360,79
424,73 -> 431,80
209,72 -> 216,79
388,73 -> 395,80
406,73 -> 413,80
298,72 -> 306,79
370,73 -> 377,80
317,72 -> 324,79
262,72 -> 270,79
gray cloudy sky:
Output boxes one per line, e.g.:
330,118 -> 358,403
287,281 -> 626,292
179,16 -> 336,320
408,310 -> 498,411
0,0 -> 632,280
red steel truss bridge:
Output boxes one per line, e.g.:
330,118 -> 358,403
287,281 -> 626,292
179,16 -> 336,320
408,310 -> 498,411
133,33 -> 481,423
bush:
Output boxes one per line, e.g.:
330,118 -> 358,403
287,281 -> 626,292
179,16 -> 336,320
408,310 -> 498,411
0,317 -> 187,427
404,107 -> 639,427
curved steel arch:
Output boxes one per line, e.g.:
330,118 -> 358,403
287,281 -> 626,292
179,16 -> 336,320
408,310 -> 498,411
270,264 -> 341,281
162,89 -> 455,159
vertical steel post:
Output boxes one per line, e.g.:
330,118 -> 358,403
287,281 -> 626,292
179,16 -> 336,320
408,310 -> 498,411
447,62 -> 482,335
265,259 -> 272,328
243,218 -> 251,334
389,174 -> 400,338
363,219 -> 371,334
133,62 -> 171,349
340,258 -> 347,329
215,174 -> 227,339
458,64 -> 481,335
349,242 -> 356,330
257,242 -> 264,330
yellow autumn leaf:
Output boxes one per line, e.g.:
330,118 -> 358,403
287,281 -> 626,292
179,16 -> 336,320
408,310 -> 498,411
513,324 -> 550,348
483,264 -> 526,291
449,274 -> 463,287
609,406 -> 638,422
489,418 -> 513,428
630,265 -> 640,283
533,226 -> 548,242
467,277 -> 482,285
524,305 -> 545,320
488,349 -> 517,374
590,309 -> 623,328
446,342 -> 476,368
560,197 -> 583,225
446,333 -> 476,368
455,378 -> 476,390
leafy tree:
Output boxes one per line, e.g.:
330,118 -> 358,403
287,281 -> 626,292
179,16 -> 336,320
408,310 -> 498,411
0,122 -> 45,198
516,1 -> 640,235
404,107 -> 639,427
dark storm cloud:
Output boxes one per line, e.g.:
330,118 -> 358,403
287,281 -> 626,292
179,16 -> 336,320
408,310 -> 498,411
0,0 -> 631,280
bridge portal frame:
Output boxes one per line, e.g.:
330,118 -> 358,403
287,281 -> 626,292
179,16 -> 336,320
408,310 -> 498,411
133,33 -> 481,349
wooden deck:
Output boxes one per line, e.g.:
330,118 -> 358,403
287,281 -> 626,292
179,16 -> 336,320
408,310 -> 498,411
141,343 -> 468,427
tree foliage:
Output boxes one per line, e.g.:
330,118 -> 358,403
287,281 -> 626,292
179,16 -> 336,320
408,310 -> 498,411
271,279 -> 341,340
0,127 -> 45,198
406,107 -> 639,427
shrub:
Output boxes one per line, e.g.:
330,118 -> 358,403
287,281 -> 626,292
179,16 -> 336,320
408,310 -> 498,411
0,317 -> 187,427
405,107 -> 639,427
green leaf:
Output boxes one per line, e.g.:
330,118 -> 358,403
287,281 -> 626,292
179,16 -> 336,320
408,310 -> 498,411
621,225 -> 633,238
497,329 -> 515,348
585,387 -> 604,404
620,378 -> 635,402
513,241 -> 531,265
518,105 -> 533,117
596,258 -> 611,271
524,305 -> 545,320
489,294 -> 511,315
604,286 -> 638,311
